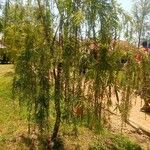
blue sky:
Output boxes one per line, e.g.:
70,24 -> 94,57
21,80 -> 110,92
117,0 -> 132,13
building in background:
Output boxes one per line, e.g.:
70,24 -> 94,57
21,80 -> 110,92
141,40 -> 150,52
0,33 -> 11,64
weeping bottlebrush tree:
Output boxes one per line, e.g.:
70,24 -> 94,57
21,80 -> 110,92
2,0 -> 147,148
11,2 -> 52,134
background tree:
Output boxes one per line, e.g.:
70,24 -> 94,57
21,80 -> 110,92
132,0 -> 150,48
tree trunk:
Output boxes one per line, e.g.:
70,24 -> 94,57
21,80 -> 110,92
138,28 -> 142,49
51,63 -> 62,141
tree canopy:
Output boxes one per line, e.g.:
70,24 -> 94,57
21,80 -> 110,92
0,0 -> 149,149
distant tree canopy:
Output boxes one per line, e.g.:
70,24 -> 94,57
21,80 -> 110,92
132,0 -> 150,48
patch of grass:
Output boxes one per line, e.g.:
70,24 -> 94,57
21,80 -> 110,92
62,125 -> 142,150
89,132 -> 142,150
0,65 -> 28,150
0,65 -> 14,100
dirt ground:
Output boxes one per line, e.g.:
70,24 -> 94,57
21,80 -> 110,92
110,95 -> 150,149
63,95 -> 150,150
